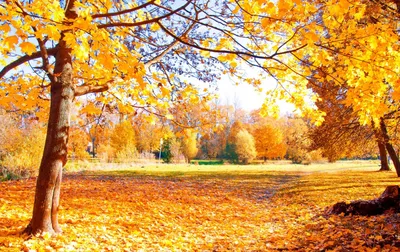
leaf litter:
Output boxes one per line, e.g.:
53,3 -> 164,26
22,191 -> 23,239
0,170 -> 399,251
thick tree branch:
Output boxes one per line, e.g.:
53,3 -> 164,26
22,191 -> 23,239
0,48 -> 57,79
74,82 -> 111,97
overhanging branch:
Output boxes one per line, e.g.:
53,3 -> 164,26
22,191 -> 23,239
157,20 -> 307,60
0,47 -> 57,79
97,0 -> 192,29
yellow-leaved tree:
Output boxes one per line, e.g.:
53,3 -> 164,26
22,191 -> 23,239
0,0 -> 329,235
250,112 -> 287,160
180,129 -> 198,163
282,0 -> 400,173
234,129 -> 257,164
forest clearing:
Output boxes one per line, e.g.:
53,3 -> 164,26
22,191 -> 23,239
1,161 -> 399,251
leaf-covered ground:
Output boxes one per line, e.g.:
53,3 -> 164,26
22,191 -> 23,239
1,164 -> 399,251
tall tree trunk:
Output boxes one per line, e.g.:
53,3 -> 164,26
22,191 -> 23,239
377,140 -> 390,171
25,1 -> 77,235
380,118 -> 400,177
373,126 -> 390,171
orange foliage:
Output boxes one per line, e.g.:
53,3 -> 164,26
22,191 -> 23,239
68,126 -> 90,160
1,170 -> 399,250
252,123 -> 287,160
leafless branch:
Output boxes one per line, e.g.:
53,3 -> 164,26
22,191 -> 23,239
98,1 -> 192,29
92,0 -> 155,19
0,48 -> 57,79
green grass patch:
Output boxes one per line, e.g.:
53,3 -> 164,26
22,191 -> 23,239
190,160 -> 224,165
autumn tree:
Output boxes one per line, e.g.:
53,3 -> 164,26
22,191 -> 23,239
250,112 -> 287,160
285,118 -> 313,164
198,103 -> 233,159
307,70 -> 378,163
180,129 -> 198,163
224,120 -> 246,162
292,1 -> 400,170
234,129 -> 257,164
68,126 -> 90,160
0,114 -> 46,178
161,136 -> 182,164
132,115 -> 165,154
109,120 -> 137,162
302,1 -> 400,171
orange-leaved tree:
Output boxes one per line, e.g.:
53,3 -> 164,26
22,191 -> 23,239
250,111 -> 287,160
0,0 -> 317,235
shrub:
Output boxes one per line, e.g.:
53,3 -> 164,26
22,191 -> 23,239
115,143 -> 138,163
97,144 -> 116,163
0,123 -> 46,180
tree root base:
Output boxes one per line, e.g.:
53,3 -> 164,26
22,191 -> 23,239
326,186 -> 400,216
22,222 -> 61,237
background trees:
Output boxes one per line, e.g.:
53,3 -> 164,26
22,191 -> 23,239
110,120 -> 138,162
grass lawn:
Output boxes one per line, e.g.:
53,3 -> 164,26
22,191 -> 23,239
1,160 -> 399,251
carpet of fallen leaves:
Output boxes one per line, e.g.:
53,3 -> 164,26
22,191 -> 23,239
1,169 -> 400,251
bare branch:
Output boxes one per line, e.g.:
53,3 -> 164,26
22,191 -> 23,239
0,48 -> 57,79
98,0 -> 192,29
144,18 -> 197,67
92,0 -> 155,19
157,20 -> 307,60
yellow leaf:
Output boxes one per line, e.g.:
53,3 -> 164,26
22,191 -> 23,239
20,42 -> 37,55
200,50 -> 211,57
150,23 -> 159,32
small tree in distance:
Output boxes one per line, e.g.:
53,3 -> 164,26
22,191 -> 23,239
181,129 -> 198,163
234,129 -> 257,165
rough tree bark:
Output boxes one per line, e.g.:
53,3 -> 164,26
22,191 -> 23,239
24,1 -> 77,235
378,141 -> 390,171
374,128 -> 390,171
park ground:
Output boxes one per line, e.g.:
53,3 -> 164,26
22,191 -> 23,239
1,160 -> 399,251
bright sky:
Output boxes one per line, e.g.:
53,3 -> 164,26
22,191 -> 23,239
216,74 -> 295,115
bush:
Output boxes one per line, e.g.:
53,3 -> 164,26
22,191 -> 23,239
115,143 -> 138,163
97,144 -> 116,163
0,124 -> 46,180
